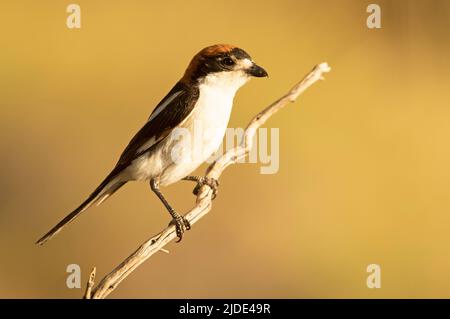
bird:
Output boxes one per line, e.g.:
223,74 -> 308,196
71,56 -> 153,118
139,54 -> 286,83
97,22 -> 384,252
36,44 -> 268,246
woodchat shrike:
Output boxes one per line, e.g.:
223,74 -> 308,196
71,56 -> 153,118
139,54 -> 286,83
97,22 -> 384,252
36,44 -> 268,245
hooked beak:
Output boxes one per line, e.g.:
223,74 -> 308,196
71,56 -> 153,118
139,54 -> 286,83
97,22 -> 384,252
247,63 -> 268,77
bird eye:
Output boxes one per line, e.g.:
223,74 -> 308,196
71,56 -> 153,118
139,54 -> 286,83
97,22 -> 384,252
222,57 -> 235,66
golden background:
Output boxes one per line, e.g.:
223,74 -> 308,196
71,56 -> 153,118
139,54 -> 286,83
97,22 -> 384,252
1,0 -> 450,298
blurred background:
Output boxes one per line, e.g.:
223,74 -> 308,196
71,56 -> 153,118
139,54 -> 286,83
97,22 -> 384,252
1,0 -> 450,298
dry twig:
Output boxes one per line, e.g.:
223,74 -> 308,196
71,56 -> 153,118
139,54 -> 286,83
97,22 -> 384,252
86,62 -> 331,299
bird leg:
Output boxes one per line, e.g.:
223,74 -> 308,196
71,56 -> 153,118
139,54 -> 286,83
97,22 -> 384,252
182,176 -> 220,200
150,178 -> 190,242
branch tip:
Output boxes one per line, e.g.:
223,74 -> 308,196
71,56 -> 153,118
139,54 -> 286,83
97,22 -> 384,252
318,62 -> 331,73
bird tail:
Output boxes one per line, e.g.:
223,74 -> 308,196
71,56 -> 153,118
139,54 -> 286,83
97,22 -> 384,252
36,171 -> 126,246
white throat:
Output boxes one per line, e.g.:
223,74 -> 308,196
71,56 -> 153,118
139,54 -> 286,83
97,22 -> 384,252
200,71 -> 250,94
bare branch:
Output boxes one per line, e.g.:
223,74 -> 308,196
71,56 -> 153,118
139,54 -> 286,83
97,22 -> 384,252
88,63 -> 331,299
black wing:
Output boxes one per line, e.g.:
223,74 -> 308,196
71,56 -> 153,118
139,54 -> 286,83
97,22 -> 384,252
115,81 -> 199,170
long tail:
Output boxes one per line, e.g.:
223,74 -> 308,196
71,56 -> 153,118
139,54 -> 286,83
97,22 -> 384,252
36,171 -> 126,246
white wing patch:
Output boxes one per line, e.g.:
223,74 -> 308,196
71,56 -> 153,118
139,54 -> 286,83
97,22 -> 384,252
147,90 -> 182,122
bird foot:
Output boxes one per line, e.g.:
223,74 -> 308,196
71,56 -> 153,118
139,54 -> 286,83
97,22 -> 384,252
169,215 -> 191,242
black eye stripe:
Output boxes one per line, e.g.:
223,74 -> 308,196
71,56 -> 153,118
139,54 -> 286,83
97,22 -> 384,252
189,50 -> 249,81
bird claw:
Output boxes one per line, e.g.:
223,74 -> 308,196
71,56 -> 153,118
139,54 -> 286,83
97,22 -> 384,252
169,215 -> 191,242
193,177 -> 220,200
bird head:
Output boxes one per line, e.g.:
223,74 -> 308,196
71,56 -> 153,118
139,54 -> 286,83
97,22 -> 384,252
182,44 -> 268,89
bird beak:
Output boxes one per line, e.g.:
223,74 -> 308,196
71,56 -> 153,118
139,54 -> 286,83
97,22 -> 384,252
247,63 -> 268,77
